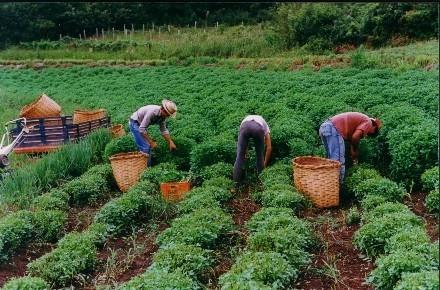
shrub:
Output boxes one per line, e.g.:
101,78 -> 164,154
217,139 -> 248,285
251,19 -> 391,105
64,173 -> 109,206
421,167 -> 439,191
152,136 -> 196,170
367,243 -> 439,290
202,177 -> 234,189
103,134 -> 137,161
84,163 -> 115,188
394,271 -> 439,290
32,192 -> 68,212
354,212 -> 424,257
28,232 -> 97,287
190,136 -> 236,173
345,207 -> 361,225
247,228 -> 312,268
141,163 -> 187,186
361,202 -> 412,223
219,251 -> 295,289
94,187 -> 166,235
184,186 -> 232,204
259,163 -> 292,188
344,165 -> 380,194
426,189 -> 440,216
387,121 -> 438,187
2,276 -> 49,290
151,243 -> 213,279
156,208 -> 234,249
0,211 -> 33,262
246,207 -> 297,234
384,227 -> 431,254
260,188 -> 306,212
353,177 -> 405,202
200,162 -> 233,180
360,195 -> 388,211
118,268 -> 199,290
177,194 -> 221,215
82,222 -> 110,247
32,210 -> 67,242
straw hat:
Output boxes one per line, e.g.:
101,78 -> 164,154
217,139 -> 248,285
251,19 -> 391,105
162,99 -> 177,118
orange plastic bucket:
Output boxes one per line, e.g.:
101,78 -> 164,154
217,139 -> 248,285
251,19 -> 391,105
160,181 -> 191,202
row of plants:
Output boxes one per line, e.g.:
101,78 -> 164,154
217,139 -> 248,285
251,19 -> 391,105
217,162 -> 314,288
345,165 -> 439,289
0,163 -> 114,265
0,129 -> 111,210
17,39 -> 152,51
118,167 -> 235,289
422,167 -> 439,216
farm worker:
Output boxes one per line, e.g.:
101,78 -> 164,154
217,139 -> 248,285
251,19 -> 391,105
233,115 -> 272,182
129,99 -> 177,166
319,112 -> 382,182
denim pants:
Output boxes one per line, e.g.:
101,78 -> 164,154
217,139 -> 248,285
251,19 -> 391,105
129,119 -> 152,166
319,120 -> 345,182
233,121 -> 265,182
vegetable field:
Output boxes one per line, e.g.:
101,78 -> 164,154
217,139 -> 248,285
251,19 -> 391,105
0,65 -> 438,289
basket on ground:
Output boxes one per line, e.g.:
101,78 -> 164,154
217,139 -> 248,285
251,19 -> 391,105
109,152 -> 147,192
293,156 -> 340,208
19,94 -> 62,118
73,109 -> 107,124
111,124 -> 126,138
160,181 -> 191,202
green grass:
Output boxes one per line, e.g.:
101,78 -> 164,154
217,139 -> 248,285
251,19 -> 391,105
0,25 -> 437,70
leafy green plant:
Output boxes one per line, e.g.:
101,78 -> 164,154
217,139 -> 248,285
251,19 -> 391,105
63,172 -> 109,206
32,210 -> 67,242
2,276 -> 49,290
118,268 -> 199,290
94,187 -> 167,235
199,162 -> 233,181
360,195 -> 388,211
202,177 -> 234,189
190,135 -> 236,173
151,243 -> 213,279
394,271 -> 439,290
0,210 -> 33,263
183,186 -> 232,204
345,207 -> 361,225
367,242 -> 439,290
354,177 -> 406,202
259,188 -> 306,212
28,232 -> 98,287
32,191 -> 69,212
141,163 -> 187,186
156,208 -> 234,249
104,134 -> 137,161
354,212 -> 423,257
421,167 -> 439,191
426,189 -> 439,216
344,165 -> 381,194
246,207 -> 297,234
152,136 -> 196,171
361,202 -> 412,223
384,227 -> 431,254
259,162 -> 292,188
177,194 -> 221,215
219,251 -> 295,289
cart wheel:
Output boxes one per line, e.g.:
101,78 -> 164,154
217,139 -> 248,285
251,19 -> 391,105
0,155 -> 9,168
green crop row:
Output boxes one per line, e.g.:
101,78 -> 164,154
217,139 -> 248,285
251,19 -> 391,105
119,175 -> 235,289
422,167 -> 439,216
0,163 -> 114,265
0,129 -> 111,210
347,166 -> 439,290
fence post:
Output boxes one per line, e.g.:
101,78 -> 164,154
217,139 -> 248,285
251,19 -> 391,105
112,27 -> 115,39
158,26 -> 161,37
79,34 -> 82,40
102,28 -> 104,39
194,21 -> 197,30
131,23 -> 134,34
168,25 -> 170,33
59,34 -> 62,40
83,29 -> 86,39
152,23 -> 155,31
96,28 -> 98,38
216,21 -> 219,29
143,24 -> 145,35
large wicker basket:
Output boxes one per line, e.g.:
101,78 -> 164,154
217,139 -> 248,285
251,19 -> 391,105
73,109 -> 107,124
111,124 -> 126,138
19,94 -> 62,118
109,152 -> 148,192
293,156 -> 341,208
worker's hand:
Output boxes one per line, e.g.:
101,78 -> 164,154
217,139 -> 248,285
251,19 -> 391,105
150,140 -> 158,149
169,140 -> 177,151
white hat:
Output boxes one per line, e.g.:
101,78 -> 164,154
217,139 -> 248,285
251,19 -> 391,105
162,99 -> 177,118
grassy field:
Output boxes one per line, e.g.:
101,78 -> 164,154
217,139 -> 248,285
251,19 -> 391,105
0,25 -> 438,70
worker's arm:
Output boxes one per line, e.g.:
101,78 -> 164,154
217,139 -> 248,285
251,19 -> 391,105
162,133 -> 176,151
350,129 -> 364,161
264,133 -> 272,168
139,111 -> 158,148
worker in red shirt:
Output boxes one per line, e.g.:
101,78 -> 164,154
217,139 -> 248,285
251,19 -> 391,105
319,112 -> 382,182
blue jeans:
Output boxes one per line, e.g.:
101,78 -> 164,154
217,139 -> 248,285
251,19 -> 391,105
129,119 -> 152,166
319,120 -> 345,183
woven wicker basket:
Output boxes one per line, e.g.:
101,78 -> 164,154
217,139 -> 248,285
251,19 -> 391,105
111,124 -> 126,138
19,94 -> 62,118
293,156 -> 341,208
73,109 -> 107,124
109,152 -> 148,192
